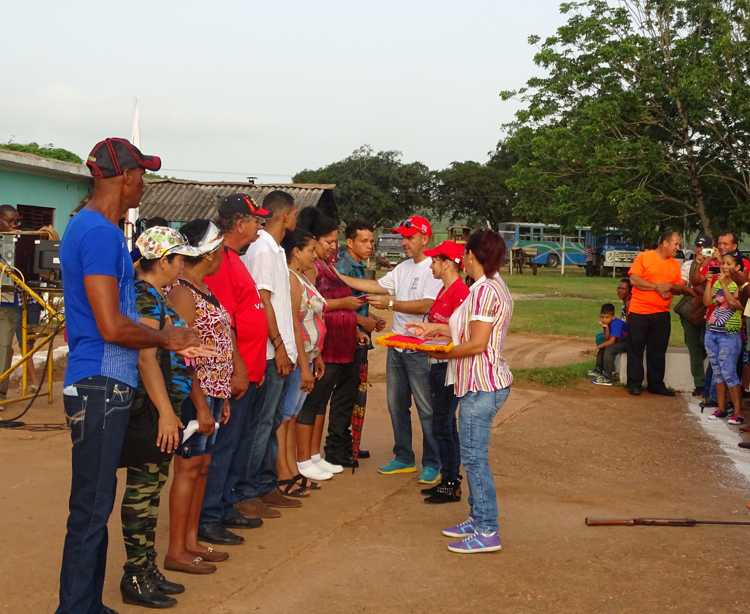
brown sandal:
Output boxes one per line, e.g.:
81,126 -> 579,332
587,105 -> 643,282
164,555 -> 217,575
190,545 -> 229,563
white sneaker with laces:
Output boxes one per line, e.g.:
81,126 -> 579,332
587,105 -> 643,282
298,461 -> 333,481
316,458 -> 344,474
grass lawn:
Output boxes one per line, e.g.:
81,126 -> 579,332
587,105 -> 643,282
504,268 -> 685,346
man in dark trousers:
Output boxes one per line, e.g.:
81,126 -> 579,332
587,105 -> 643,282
626,230 -> 694,396
57,138 -> 199,614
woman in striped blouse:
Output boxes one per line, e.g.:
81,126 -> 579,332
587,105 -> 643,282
409,229 -> 513,554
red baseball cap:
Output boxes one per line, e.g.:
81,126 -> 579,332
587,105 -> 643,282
219,193 -> 272,219
424,240 -> 465,265
393,215 -> 432,237
86,137 -> 161,178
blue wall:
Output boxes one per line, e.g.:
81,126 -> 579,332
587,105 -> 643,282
0,168 -> 91,234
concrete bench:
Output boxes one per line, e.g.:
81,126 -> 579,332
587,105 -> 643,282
615,347 -> 696,392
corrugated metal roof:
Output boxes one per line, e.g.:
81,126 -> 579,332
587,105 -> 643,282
139,179 -> 336,222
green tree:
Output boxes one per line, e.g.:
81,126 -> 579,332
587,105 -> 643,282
432,142 -> 517,229
293,145 -> 433,226
502,0 -> 750,239
0,142 -> 83,164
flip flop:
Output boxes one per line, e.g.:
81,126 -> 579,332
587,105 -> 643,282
296,473 -> 321,491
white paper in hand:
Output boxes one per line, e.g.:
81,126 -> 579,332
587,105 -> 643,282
181,420 -> 220,444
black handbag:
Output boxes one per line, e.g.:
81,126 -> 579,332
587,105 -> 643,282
119,292 -> 174,467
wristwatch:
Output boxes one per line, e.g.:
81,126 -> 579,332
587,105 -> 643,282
388,298 -> 394,311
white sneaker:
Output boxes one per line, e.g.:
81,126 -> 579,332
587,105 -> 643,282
298,462 -> 333,481
316,458 -> 344,474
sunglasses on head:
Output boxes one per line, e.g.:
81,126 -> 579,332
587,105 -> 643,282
399,219 -> 414,229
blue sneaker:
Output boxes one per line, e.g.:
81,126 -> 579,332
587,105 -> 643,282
447,532 -> 502,554
377,459 -> 417,475
417,466 -> 441,485
441,518 -> 476,538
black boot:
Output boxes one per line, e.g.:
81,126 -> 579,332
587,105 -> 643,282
146,553 -> 185,595
424,480 -> 462,504
120,570 -> 177,609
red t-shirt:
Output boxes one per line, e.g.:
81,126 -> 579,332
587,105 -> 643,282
428,278 -> 470,324
205,246 -> 268,383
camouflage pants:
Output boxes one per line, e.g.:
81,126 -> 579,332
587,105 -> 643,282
121,460 -> 170,570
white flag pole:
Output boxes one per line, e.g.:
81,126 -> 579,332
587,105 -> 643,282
126,97 -> 141,247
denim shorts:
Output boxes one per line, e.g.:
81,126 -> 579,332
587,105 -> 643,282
177,395 -> 224,458
280,364 -> 310,420
705,329 -> 742,388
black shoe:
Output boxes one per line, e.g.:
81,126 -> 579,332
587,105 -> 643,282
198,523 -> 245,545
739,442 -> 750,449
627,386 -> 642,396
222,510 -> 263,530
424,480 -> 462,504
357,449 -> 371,459
420,484 -> 440,496
648,386 -> 676,397
692,387 -> 704,397
145,558 -> 184,596
120,572 -> 177,609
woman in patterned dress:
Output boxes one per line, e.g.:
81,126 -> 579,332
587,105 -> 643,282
166,220 -> 234,575
119,226 -> 211,608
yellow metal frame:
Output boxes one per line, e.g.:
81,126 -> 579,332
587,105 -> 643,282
0,262 -> 65,407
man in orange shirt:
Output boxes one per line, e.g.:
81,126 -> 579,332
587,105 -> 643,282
627,231 -> 696,396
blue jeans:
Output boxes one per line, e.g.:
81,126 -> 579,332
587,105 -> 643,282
386,348 -> 439,469
459,387 -> 511,534
237,360 -> 291,500
57,376 -> 134,614
429,362 -> 460,481
201,384 -> 261,525
705,330 -> 742,388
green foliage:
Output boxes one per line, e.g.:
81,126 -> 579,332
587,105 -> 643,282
513,360 -> 595,387
432,142 -> 517,228
503,0 -> 750,240
293,145 -> 433,226
0,142 -> 83,164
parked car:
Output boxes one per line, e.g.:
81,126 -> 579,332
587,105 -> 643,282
375,233 -> 405,268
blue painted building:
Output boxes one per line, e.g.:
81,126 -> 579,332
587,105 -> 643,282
0,149 -> 90,234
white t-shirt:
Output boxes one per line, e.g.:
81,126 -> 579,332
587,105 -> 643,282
242,229 -> 298,363
378,257 -> 442,334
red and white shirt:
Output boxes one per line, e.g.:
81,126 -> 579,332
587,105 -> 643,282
448,274 -> 513,397
428,278 -> 470,324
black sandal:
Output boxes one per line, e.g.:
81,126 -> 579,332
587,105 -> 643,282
296,473 -> 321,491
278,476 -> 310,498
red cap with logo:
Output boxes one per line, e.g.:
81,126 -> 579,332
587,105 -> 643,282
393,215 -> 432,237
424,240 -> 465,265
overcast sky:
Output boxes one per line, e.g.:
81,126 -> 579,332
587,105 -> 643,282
1,0 -> 566,182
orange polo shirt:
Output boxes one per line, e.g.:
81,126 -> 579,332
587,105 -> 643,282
628,250 -> 681,315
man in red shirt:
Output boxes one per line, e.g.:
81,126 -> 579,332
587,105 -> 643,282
627,230 -> 694,396
198,193 -> 273,545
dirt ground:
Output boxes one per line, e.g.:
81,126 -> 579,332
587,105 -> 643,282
1,338 -> 749,613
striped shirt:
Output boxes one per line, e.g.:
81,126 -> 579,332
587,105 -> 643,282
448,274 -> 513,397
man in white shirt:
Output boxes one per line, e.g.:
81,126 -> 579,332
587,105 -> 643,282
240,190 -> 301,512
339,215 -> 443,485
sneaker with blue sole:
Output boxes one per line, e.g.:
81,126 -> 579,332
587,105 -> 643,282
377,459 -> 417,475
417,466 -> 441,485
441,518 -> 476,538
447,532 -> 502,554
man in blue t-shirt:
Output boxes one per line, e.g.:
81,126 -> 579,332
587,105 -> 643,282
591,302 -> 629,386
57,138 -> 199,614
